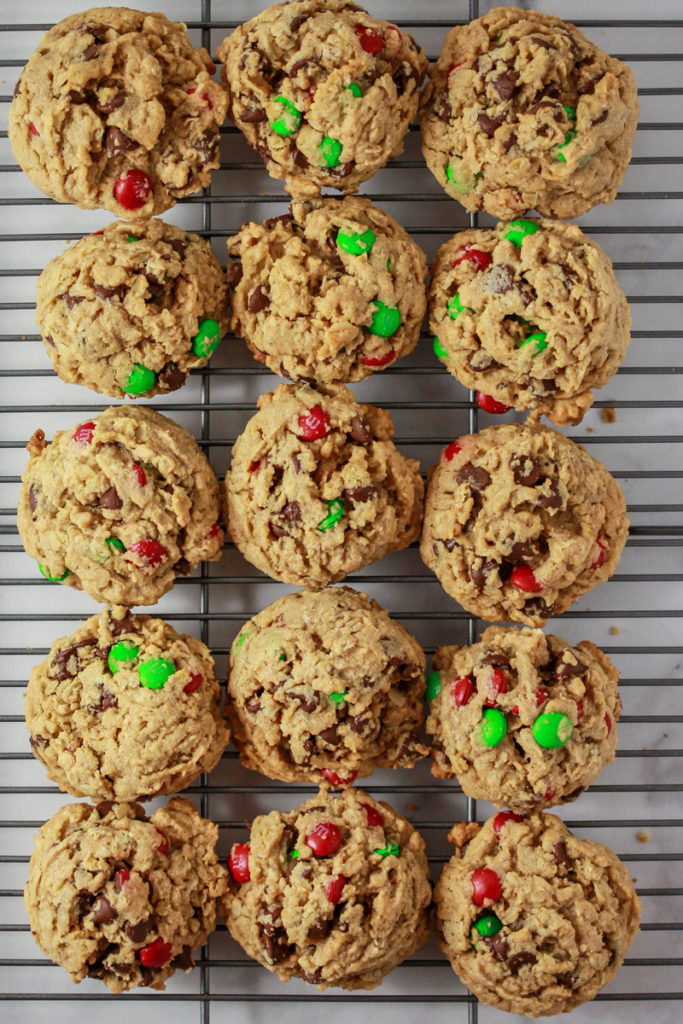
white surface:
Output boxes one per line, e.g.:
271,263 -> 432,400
0,1 -> 682,1022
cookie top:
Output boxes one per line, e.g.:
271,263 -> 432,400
225,382 -> 424,587
222,787 -> 432,989
25,797 -> 227,992
36,219 -> 228,399
427,625 -> 620,810
429,219 -> 631,426
18,406 -> 223,606
228,587 -> 427,784
26,606 -> 229,802
419,423 -> 628,626
434,811 -> 641,1016
9,8 -> 227,217
420,6 -> 638,219
227,197 -> 427,383
216,0 -> 427,196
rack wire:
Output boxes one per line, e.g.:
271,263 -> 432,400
1,1 -> 682,1021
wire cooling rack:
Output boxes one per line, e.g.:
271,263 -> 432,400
1,1 -> 682,1022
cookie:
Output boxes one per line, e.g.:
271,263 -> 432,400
227,197 -> 427,382
429,219 -> 631,426
228,587 -> 427,785
25,797 -> 227,992
225,382 -> 424,587
18,406 -> 223,606
434,811 -> 641,1016
9,8 -> 227,217
222,786 -> 431,989
420,423 -> 628,626
420,6 -> 638,219
26,606 -> 228,802
426,625 -> 620,810
216,0 -> 427,196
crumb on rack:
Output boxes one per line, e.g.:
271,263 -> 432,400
610,625 -> 621,635
637,832 -> 650,844
601,407 -> 617,423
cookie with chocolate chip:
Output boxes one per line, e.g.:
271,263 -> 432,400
25,798 -> 227,992
26,606 -> 228,801
420,423 -> 628,626
420,6 -> 638,219
217,0 -> 427,196
429,219 -> 631,425
36,219 -> 228,399
17,406 -> 224,606
427,625 -> 620,810
227,197 -> 427,382
222,786 -> 431,988
435,810 -> 640,1016
228,587 -> 427,784
9,8 -> 227,217
225,382 -> 424,587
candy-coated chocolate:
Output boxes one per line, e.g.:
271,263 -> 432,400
138,657 -> 176,690
590,537 -> 607,569
369,300 -> 401,338
114,169 -> 152,211
452,245 -> 492,271
155,828 -> 169,854
320,135 -> 342,167
126,539 -> 167,567
361,348 -> 395,367
355,26 -> 384,54
481,707 -> 507,747
510,565 -> 542,593
72,421 -> 95,445
108,641 -> 140,674
493,810 -> 525,836
337,227 -> 375,255
345,83 -> 362,98
306,821 -> 342,857
325,874 -> 346,904
485,668 -> 507,707
425,670 -> 442,701
471,867 -> 502,905
192,318 -> 222,358
38,563 -> 70,582
228,842 -> 251,882
132,463 -> 147,487
375,841 -> 399,858
473,911 -> 503,937
297,405 -> 330,441
443,440 -> 462,461
452,675 -> 474,707
504,219 -> 539,247
329,690 -> 348,707
321,768 -> 357,786
477,391 -> 511,414
448,293 -> 476,320
433,336 -> 449,359
317,498 -> 345,531
122,363 -> 156,395
361,802 -> 384,827
139,937 -> 172,968
183,672 -> 203,694
106,537 -> 125,553
533,711 -> 573,748
270,96 -> 301,135
518,330 -> 548,355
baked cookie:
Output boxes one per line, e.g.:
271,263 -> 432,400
9,8 -> 227,217
228,587 -> 427,785
420,6 -> 638,219
26,606 -> 228,802
227,197 -> 427,382
25,797 -> 227,992
420,423 -> 628,626
222,787 -> 431,989
36,220 -> 228,399
217,0 -> 427,196
18,406 -> 223,606
225,383 -> 424,587
434,811 -> 640,1016
426,625 -> 620,810
429,219 -> 631,426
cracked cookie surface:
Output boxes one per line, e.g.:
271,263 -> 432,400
221,786 -> 431,989
25,797 -> 227,992
420,6 -> 638,219
227,197 -> 427,382
435,810 -> 640,1016
26,606 -> 228,802
225,382 -> 424,587
217,0 -> 427,196
429,219 -> 630,425
18,406 -> 223,606
9,7 -> 227,217
419,423 -> 628,626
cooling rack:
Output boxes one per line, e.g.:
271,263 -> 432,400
0,1 -> 681,1021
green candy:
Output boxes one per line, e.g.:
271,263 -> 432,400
533,711 -> 573,749
278,652 -> 287,662
474,912 -> 503,938
433,336 -> 449,360
386,256 -> 393,274
505,219 -> 539,247
345,83 -> 362,98
106,537 -> 125,553
375,842 -> 399,858
448,293 -> 476,320
317,498 -> 345,531
563,105 -> 577,121
445,159 -> 482,195
236,631 -> 249,649
481,707 -> 507,748
122,363 -> 156,395
108,641 -> 140,674
337,228 -> 376,256
556,129 -> 576,163
289,848 -> 299,860
38,563 -> 70,582
127,235 -> 139,242
192,318 -> 221,358
270,96 -> 302,135
369,300 -> 400,338
320,135 -> 342,167
519,331 -> 548,355
138,657 -> 176,690
425,671 -> 442,702
330,689 -> 348,707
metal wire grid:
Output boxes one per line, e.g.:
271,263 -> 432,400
0,1 -> 682,1021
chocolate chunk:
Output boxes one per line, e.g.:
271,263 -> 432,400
288,691 -> 319,713
171,945 -> 193,970
319,725 -> 341,747
557,972 -> 574,988
94,684 -> 118,712
110,611 -> 135,636
82,43 -> 99,61
440,538 -> 458,552
99,486 -> 123,509
92,895 -> 117,924
94,284 -> 126,301
524,597 -> 555,617
259,922 -> 290,963
270,521 -> 287,538
510,455 -> 542,487
554,652 -> 587,679
349,415 -> 372,444
96,91 -> 125,115
292,147 -> 309,169
553,841 -> 571,867
156,362 -> 185,392
329,161 -> 355,179
510,541 -> 534,561
537,480 -> 562,510
282,500 -> 302,523
592,110 -> 608,126
307,915 -> 333,941
264,213 -> 293,230
478,112 -> 506,136
61,292 -> 84,310
174,557 -> 191,576
96,801 -> 114,816
456,463 -> 491,491
124,918 -> 151,943
486,263 -> 515,294
485,933 -> 509,961
290,14 -> 309,31
470,558 -> 497,591
51,637 -> 97,681
508,951 -> 537,975
225,261 -> 243,287
531,36 -> 553,50
105,126 -> 135,156
241,102 -> 267,123
468,350 -> 502,373
494,70 -> 519,100
193,129 -> 218,163
245,696 -> 262,714
247,285 -> 270,313
481,651 -> 511,667
343,485 -> 375,505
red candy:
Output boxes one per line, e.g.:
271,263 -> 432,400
209,522 -> 222,537
575,698 -> 584,721
361,802 -> 384,827
485,668 -> 507,707
545,790 -> 556,801
126,539 -> 167,567
73,421 -> 96,445
451,675 -> 474,707
114,169 -> 152,211
510,565 -> 542,593
355,26 -> 384,54
477,392 -> 511,415
114,868 -> 130,889
605,713 -> 612,735
471,867 -> 502,905
443,441 -> 463,462
132,463 -> 147,487
321,768 -> 357,786
510,705 -> 519,715
446,60 -> 467,76
325,874 -> 346,905
362,349 -> 395,367
306,821 -> 342,857
29,122 -> 40,137
155,829 -> 169,855
535,686 -> 549,707
184,672 -> 203,694
297,405 -> 330,441
248,460 -> 261,473
139,937 -> 172,968
452,245 -> 492,272
590,537 -> 607,570
228,842 -> 251,883
493,810 -> 524,836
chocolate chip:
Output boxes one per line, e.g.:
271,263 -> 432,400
61,292 -> 84,310
247,285 -> 270,313
319,725 -> 341,747
225,262 -> 243,288
44,335 -> 55,348
349,416 -> 371,444
288,691 -> 319,713
343,485 -> 375,505
289,58 -> 319,76
478,112 -> 506,136
329,161 -> 355,179
468,350 -> 501,373
99,486 -> 122,510
282,500 -> 302,523
13,78 -> 21,98
245,696 -> 262,713
124,919 -> 151,943
348,713 -> 372,736
96,91 -> 125,115
110,611 -> 135,636
470,558 -> 497,591
96,801 -> 114,816
485,933 -> 509,961
171,945 -> 193,970
502,132 -> 517,153
456,463 -> 491,491
105,126 -> 135,156
192,129 -> 218,163
158,363 -> 186,391
537,480 -> 562,510
557,971 -> 574,988
531,36 -> 553,50
259,922 -> 290,963
307,915 -> 333,941
481,651 -> 511,667
510,455 -> 542,487
494,70 -> 519,100
510,541 -> 534,561
508,951 -> 537,975
290,14 -> 309,31
553,841 -> 571,867
292,146 -> 309,169
92,895 -> 117,924
524,597 -> 555,617
174,557 -> 191,576
82,43 -> 99,61
441,538 -> 458,552
388,657 -> 420,681
94,684 -> 118,712
51,637 -> 97,681
578,74 -> 601,96
94,284 -> 126,301
241,102 -> 267,123
301,969 -> 323,984
592,110 -> 608,126
264,213 -> 293,230
28,485 -> 38,512
270,521 -> 287,538
554,653 -> 587,679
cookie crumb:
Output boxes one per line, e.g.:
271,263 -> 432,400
406,802 -> 416,812
609,626 -> 620,635
636,832 -> 650,844
586,426 -> 594,433
601,407 -> 617,423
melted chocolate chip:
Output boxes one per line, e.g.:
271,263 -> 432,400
481,651 -> 511,667
290,14 -> 309,31
259,922 -> 291,963
96,801 -> 114,817
226,261 -> 243,287
554,653 -> 587,679
105,126 -> 135,156
348,713 -> 372,735
319,725 -> 341,747
110,611 -> 135,636
456,462 -> 491,491
44,335 -> 55,348
343,485 -> 375,505
92,895 -> 117,924
288,691 -> 319,713
441,538 -> 458,552
168,239 -> 187,260
96,91 -> 126,115
494,70 -> 519,100
29,735 -> 48,753
510,541 -> 534,561
531,36 -> 554,51
349,415 -> 372,445
51,637 -> 97,681
292,147 -> 309,169
484,933 -> 509,961
82,43 -> 99,61
329,160 -> 355,179
557,972 -> 575,988
510,455 -> 542,487
289,57 -> 319,76
247,285 -> 270,313
94,284 -> 126,301
270,521 -> 287,538
388,657 -> 420,681
99,486 -> 123,510
241,102 -> 267,123
13,78 -> 21,98
478,112 -> 506,136
537,480 -> 562,510
486,263 -> 515,295
157,362 -> 186,391
508,951 -> 537,975
124,918 -> 151,943
524,597 -> 555,618
470,558 -> 498,591
307,915 -> 333,941
171,945 -> 194,970
61,292 -> 84,310
264,213 -> 293,230
94,684 -> 118,712
193,129 -> 218,163
245,696 -> 262,714
578,74 -> 602,96
174,557 -> 191,576
468,350 -> 502,373
439,96 -> 452,121
553,841 -> 571,867
282,500 -> 302,523
592,110 -> 608,126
